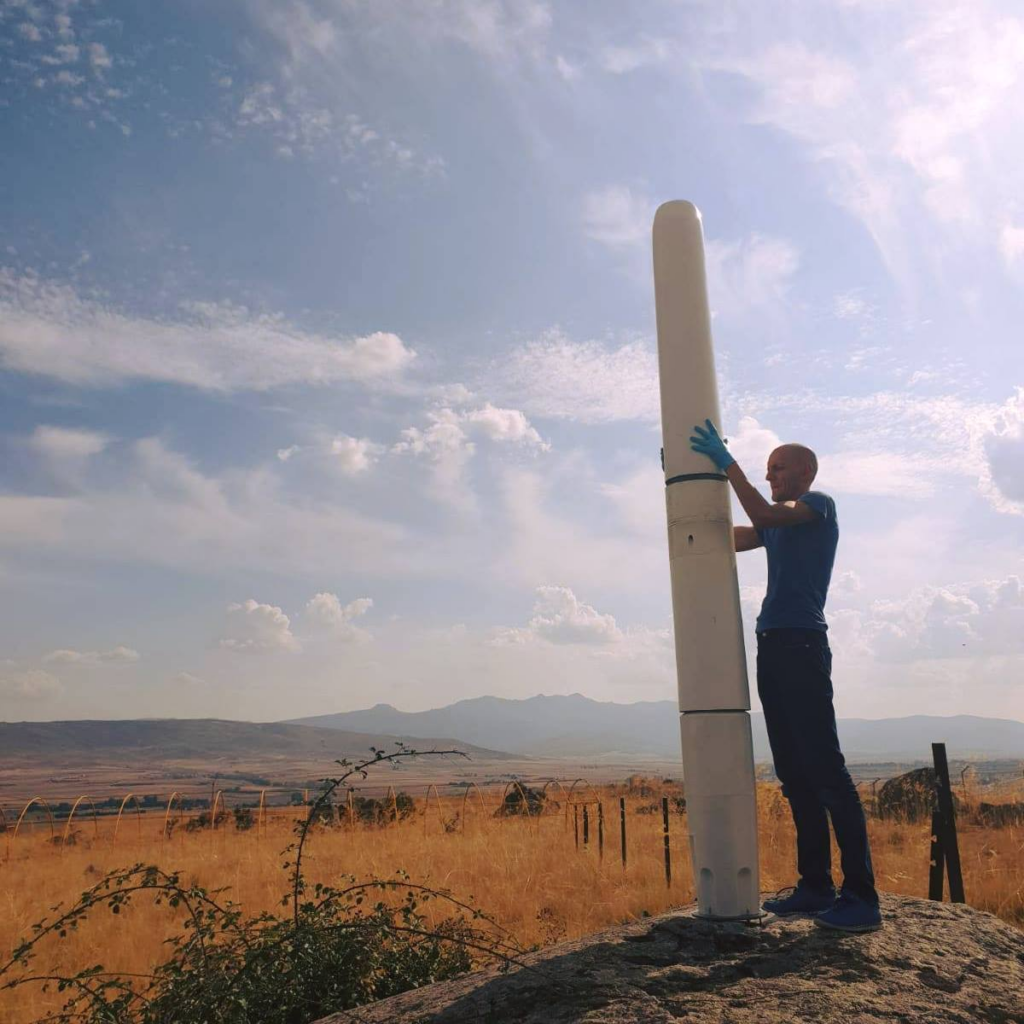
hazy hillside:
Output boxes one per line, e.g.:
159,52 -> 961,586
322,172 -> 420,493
289,694 -> 1024,762
0,718 -> 515,764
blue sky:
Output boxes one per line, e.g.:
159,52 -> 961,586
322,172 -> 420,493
2,0 -> 1024,724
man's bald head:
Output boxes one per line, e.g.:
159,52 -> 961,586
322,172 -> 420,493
770,444 -> 818,484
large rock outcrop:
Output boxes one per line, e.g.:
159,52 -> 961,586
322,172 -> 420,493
321,894 -> 1024,1023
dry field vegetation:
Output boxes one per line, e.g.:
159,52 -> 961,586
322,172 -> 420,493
2,775 -> 1024,1024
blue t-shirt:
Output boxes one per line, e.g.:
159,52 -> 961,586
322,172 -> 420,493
755,491 -> 838,632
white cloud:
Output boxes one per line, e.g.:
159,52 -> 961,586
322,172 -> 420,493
582,185 -> 655,249
554,54 -> 579,81
720,417 -> 782,480
495,585 -> 623,645
0,668 -> 62,701
462,403 -> 549,450
495,466 -> 664,596
704,7 -> 1024,276
0,272 -> 416,391
705,234 -> 800,319
599,37 -> 671,75
999,223 -> 1024,266
494,328 -> 660,423
831,570 -> 864,599
0,437 -> 416,579
173,671 -> 204,686
330,434 -> 378,474
18,22 -> 43,42
277,445 -> 299,462
980,387 -> 1024,513
393,407 -> 476,511
865,575 -> 1024,661
29,424 -> 109,459
43,43 -> 79,64
392,403 -> 547,508
832,292 -> 868,319
88,42 -> 111,70
43,645 -> 140,664
304,592 -> 373,641
816,450 -> 941,499
221,599 -> 300,653
232,81 -> 443,176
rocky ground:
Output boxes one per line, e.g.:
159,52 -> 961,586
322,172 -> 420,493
319,894 -> 1024,1023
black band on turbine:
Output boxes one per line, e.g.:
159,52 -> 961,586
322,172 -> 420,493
665,472 -> 728,486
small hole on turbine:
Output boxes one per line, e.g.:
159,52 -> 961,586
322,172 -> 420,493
688,535 -> 694,545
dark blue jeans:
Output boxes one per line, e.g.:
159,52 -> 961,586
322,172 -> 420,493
756,627 -> 878,905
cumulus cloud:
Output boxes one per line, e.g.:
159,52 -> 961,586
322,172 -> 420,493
43,646 -> 140,664
462,404 -> 550,450
304,592 -> 373,641
980,387 -> 1024,513
827,575 -> 1024,663
495,585 -> 624,645
220,599 -> 300,653
393,407 -> 476,508
0,668 -> 62,700
393,403 -> 547,509
0,271 -> 415,391
329,434 -> 379,475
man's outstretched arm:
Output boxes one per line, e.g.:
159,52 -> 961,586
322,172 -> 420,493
690,419 -> 817,530
734,525 -> 763,552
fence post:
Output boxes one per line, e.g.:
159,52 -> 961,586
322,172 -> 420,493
619,796 -> 627,870
573,804 -> 579,850
931,742 -> 965,903
597,801 -> 604,861
928,809 -> 945,901
582,805 -> 590,847
661,796 -> 671,888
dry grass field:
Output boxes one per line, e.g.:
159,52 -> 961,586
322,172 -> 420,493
2,776 -> 1024,1024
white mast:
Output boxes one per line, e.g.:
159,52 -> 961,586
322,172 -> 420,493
652,200 -> 761,920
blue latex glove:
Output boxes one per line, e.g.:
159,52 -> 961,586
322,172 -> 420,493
689,419 -> 735,472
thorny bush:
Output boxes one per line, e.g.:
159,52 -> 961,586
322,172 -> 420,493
1,746 -> 524,1024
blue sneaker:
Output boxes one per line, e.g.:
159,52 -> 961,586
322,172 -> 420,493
814,891 -> 883,932
762,883 -> 836,916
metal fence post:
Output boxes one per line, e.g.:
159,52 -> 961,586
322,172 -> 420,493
661,796 -> 671,888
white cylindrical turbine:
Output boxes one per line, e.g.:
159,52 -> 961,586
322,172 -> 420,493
652,200 -> 761,920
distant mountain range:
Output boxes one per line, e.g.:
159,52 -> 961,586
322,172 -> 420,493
289,694 -> 1024,762
0,718 -> 513,764
5,698 -> 1022,770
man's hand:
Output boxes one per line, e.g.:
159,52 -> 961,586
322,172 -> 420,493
689,419 -> 736,472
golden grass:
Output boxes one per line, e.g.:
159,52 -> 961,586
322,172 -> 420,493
2,780 -> 1023,1024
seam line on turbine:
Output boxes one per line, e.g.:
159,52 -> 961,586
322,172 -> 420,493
665,473 -> 727,485
680,709 -> 750,715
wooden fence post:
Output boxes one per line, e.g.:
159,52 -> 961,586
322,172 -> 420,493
573,804 -> 579,850
619,797 -> 627,870
597,802 -> 604,861
929,742 -> 966,904
928,809 -> 945,901
661,796 -> 671,888
582,805 -> 590,847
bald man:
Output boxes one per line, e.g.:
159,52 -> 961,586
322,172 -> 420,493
689,420 -> 881,932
